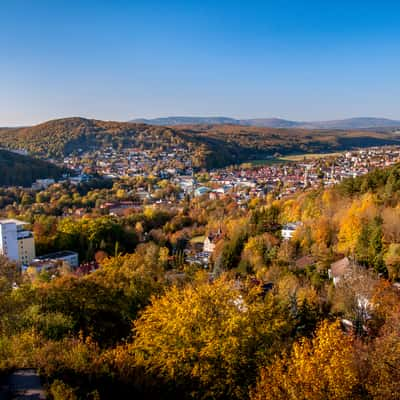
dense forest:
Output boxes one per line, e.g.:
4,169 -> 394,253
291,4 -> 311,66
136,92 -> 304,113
2,117 -> 400,169
1,164 -> 400,398
0,149 -> 68,187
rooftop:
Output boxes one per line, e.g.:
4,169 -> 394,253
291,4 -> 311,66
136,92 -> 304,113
0,219 -> 29,226
330,257 -> 351,278
35,250 -> 78,260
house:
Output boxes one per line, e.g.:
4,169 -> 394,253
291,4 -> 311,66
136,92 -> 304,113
32,250 -> 79,269
32,178 -> 55,190
215,185 -> 232,194
194,186 -> 210,197
203,236 -> 216,253
178,178 -> 195,192
295,255 -> 315,270
281,222 -> 301,240
329,257 -> 351,286
109,201 -> 139,216
203,231 -> 222,253
74,208 -> 87,217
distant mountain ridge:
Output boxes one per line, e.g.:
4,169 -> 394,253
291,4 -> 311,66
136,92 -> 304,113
130,116 -> 400,130
132,116 -> 240,126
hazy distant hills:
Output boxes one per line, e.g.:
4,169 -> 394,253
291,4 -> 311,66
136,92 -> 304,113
131,116 -> 300,128
298,117 -> 400,130
132,116 -> 240,126
130,116 -> 400,130
2,117 -> 400,170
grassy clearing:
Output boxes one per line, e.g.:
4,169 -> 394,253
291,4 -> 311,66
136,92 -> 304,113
244,159 -> 286,167
278,151 -> 344,162
244,151 -> 344,167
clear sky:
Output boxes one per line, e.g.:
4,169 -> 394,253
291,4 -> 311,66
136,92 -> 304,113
1,0 -> 400,125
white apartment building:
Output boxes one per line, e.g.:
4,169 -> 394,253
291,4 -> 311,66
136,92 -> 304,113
0,219 -> 35,265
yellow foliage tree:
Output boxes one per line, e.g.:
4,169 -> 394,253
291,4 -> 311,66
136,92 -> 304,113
241,233 -> 278,273
131,275 -> 290,399
337,206 -> 362,255
321,189 -> 339,217
281,199 -> 301,224
251,320 -> 358,400
336,194 -> 379,255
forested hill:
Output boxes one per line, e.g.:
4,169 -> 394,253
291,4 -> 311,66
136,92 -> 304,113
176,124 -> 400,159
338,163 -> 400,197
0,118 -> 218,166
0,118 -> 163,159
2,117 -> 400,169
0,149 -> 67,187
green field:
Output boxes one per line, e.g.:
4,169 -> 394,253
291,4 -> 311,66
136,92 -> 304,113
246,151 -> 345,167
242,159 -> 286,167
278,151 -> 345,162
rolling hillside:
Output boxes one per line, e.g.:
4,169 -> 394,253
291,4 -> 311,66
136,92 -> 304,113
0,118 -> 191,159
2,117 -> 400,169
0,118 -> 224,168
176,123 -> 400,162
0,149 -> 68,187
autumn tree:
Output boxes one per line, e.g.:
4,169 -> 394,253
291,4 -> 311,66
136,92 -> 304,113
0,255 -> 20,288
36,275 -> 132,344
251,320 -> 358,400
331,266 -> 378,336
250,204 -> 281,235
337,194 -> 378,256
240,233 -> 278,275
383,243 -> 400,281
366,311 -> 400,399
131,274 -> 291,400
382,206 -> 400,243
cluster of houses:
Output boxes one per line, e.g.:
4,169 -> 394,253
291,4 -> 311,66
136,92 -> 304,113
63,146 -> 194,179
184,223 -> 302,269
22,146 -> 400,220
5,146 -> 400,282
206,146 -> 400,199
31,174 -> 92,191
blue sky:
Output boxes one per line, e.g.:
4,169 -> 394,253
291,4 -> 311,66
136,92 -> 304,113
1,0 -> 400,125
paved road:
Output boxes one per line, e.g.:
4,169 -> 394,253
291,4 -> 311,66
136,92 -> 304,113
0,369 -> 46,399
